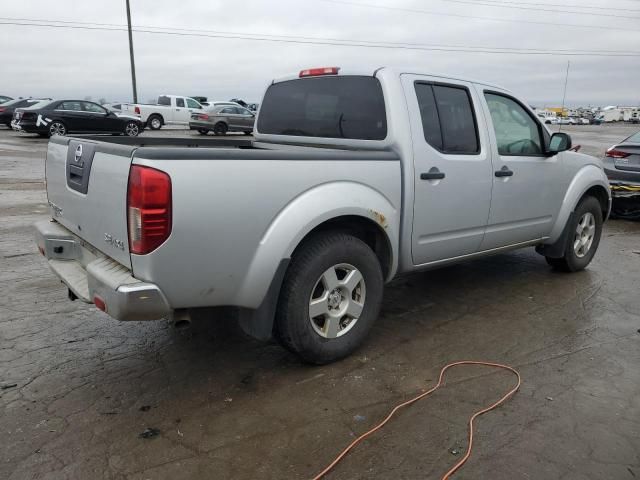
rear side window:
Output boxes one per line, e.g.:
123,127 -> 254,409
415,83 -> 479,154
258,76 -> 387,140
58,101 -> 83,111
158,96 -> 171,106
176,98 -> 185,107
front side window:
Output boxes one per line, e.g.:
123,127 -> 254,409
415,83 -> 479,154
186,98 -> 200,109
58,101 -> 83,111
82,102 -> 106,114
484,93 -> 542,155
176,98 -> 185,108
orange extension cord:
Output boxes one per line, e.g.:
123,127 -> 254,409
312,361 -> 521,480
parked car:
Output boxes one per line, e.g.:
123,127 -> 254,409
0,98 -> 50,127
602,131 -> 640,219
102,102 -> 131,113
121,95 -> 204,130
0,95 -> 13,104
537,113 -> 558,125
12,100 -> 144,137
189,105 -> 255,135
577,118 -> 590,125
35,66 -> 610,364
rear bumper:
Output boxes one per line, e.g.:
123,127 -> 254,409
35,219 -> 171,321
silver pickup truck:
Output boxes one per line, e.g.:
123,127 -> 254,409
36,67 -> 610,364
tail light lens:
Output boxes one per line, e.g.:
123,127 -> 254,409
605,148 -> 630,159
127,165 -> 172,255
198,113 -> 209,120
134,106 -> 141,114
299,67 -> 340,77
0,107 -> 5,112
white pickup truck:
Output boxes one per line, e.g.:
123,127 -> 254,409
123,95 -> 205,130
36,66 -> 610,364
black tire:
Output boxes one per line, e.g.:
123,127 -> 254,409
213,122 -> 228,136
197,128 -> 209,135
275,232 -> 384,364
124,121 -> 141,137
37,133 -> 49,138
545,196 -> 603,272
147,114 -> 163,130
48,121 -> 66,137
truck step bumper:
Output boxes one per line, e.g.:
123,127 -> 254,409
35,220 -> 171,321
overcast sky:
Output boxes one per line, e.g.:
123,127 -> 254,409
1,0 -> 639,107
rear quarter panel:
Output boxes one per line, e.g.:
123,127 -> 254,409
129,153 -> 401,309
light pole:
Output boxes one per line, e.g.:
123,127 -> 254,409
126,0 -> 138,103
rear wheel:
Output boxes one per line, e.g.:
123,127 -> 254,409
49,121 -> 66,136
197,128 -> 209,135
124,121 -> 140,137
545,196 -> 603,272
213,122 -> 228,136
148,115 -> 162,130
275,232 -> 383,364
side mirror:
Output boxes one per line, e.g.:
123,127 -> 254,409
547,132 -> 572,155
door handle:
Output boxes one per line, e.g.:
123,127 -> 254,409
495,167 -> 514,177
420,171 -> 445,180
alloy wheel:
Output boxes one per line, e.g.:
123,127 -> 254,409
573,212 -> 596,258
308,263 -> 366,339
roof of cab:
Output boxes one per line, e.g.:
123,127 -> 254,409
271,66 -> 508,92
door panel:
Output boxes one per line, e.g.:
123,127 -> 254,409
174,98 -> 189,124
402,75 -> 493,265
478,89 -> 565,250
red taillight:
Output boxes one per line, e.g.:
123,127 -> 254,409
198,113 -> 209,120
0,107 -> 5,112
605,148 -> 630,159
299,67 -> 340,77
94,295 -> 106,312
127,165 -> 172,255
134,106 -> 141,114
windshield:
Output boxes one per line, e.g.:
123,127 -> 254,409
257,76 -> 387,140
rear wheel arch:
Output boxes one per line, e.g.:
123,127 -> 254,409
292,215 -> 392,280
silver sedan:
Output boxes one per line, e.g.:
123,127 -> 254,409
189,105 -> 255,135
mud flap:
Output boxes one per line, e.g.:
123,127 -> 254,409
237,258 -> 290,341
536,212 -> 575,259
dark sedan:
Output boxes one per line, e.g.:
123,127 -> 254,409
12,100 -> 144,137
0,98 -> 50,127
603,130 -> 640,219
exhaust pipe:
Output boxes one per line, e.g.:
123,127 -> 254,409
170,309 -> 192,330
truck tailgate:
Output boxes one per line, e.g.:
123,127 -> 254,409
46,136 -> 134,269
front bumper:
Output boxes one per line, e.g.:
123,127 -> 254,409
35,219 -> 171,321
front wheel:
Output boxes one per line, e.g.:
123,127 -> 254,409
124,121 -> 140,137
275,232 -> 383,364
545,196 -> 603,272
